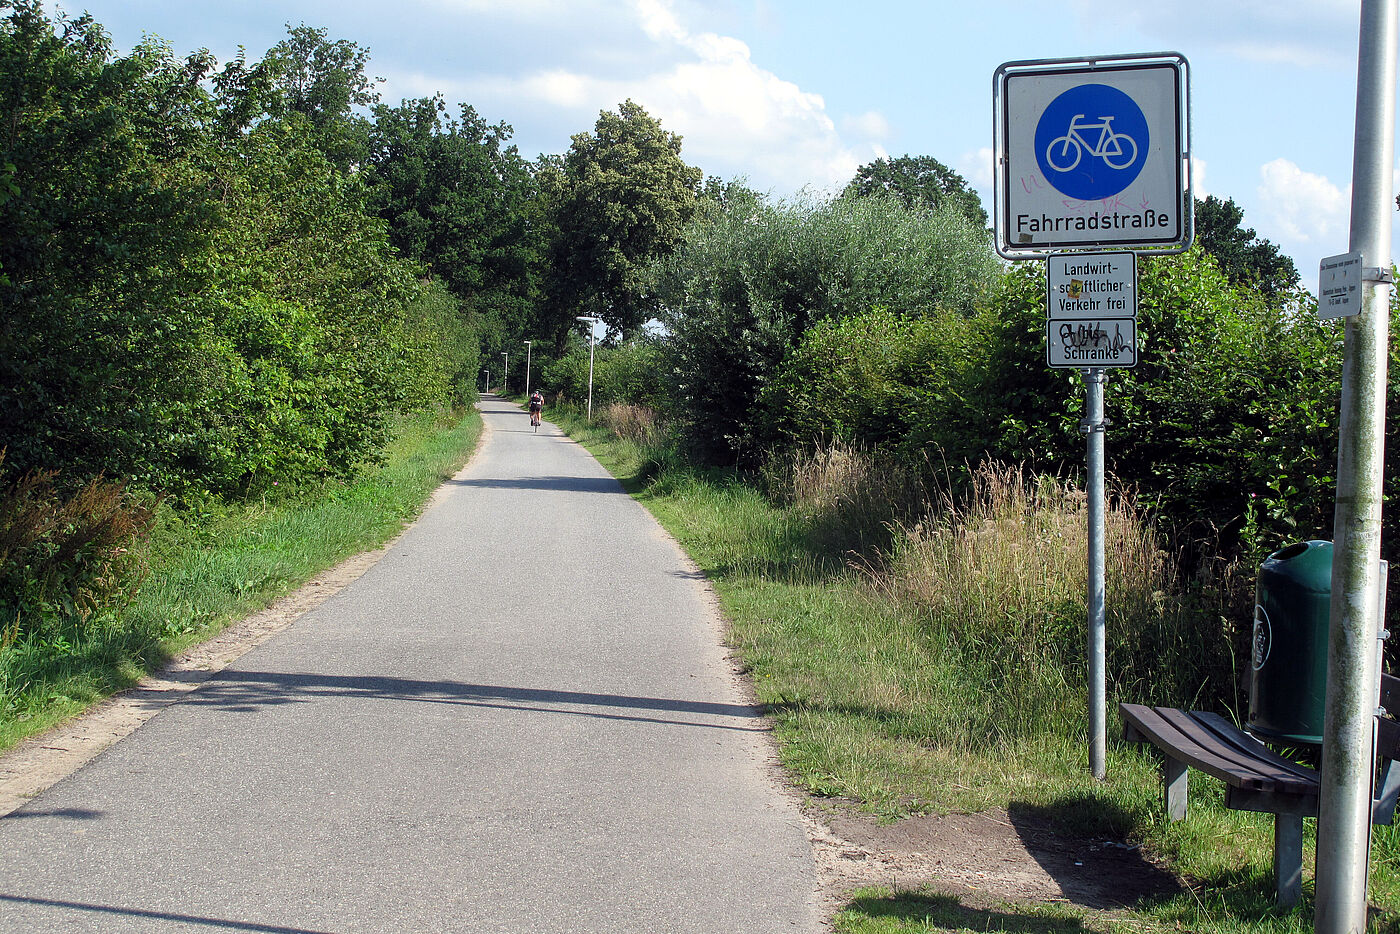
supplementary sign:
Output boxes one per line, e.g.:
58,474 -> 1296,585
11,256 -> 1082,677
1048,318 -> 1137,368
1047,251 -> 1136,318
1318,251 -> 1363,320
995,54 -> 1190,258
1046,251 -> 1137,368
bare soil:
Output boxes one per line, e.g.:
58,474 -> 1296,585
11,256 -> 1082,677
803,802 -> 1183,923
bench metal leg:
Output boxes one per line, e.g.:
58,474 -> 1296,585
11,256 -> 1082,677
1274,812 -> 1303,909
1164,757 -> 1188,820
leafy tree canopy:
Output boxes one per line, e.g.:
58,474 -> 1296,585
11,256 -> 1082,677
365,95 -> 538,301
215,24 -> 379,168
1194,194 -> 1300,301
546,99 -> 702,340
844,155 -> 988,229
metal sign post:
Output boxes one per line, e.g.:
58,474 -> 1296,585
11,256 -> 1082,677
1084,369 -> 1108,779
1047,251 -> 1136,780
996,53 -> 1189,779
1316,1 -> 1397,930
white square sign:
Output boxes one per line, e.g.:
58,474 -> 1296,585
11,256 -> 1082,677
995,55 -> 1190,258
1318,251 -> 1363,320
1048,318 -> 1137,368
1047,251 -> 1136,318
1045,252 -> 1137,368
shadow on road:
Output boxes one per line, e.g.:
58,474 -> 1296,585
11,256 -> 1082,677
183,671 -> 767,733
0,808 -> 104,822
0,893 -> 336,933
450,476 -> 621,494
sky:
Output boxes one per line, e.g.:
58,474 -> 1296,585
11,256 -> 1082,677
45,0 -> 1399,294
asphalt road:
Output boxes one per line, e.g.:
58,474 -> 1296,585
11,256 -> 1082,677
0,397 -> 819,933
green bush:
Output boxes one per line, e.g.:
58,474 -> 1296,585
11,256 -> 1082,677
655,191 -> 1000,465
0,7 -> 478,500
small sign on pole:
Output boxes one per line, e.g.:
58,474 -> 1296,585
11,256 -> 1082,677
1318,251 -> 1364,320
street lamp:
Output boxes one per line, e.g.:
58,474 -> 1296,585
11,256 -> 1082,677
502,352 -> 509,395
523,340 -> 533,398
482,369 -> 489,394
576,316 -> 600,421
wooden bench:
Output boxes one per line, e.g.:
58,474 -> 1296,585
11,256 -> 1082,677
1121,673 -> 1400,909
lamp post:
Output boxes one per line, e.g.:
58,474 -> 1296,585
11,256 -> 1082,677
483,369 -> 489,394
501,352 -> 508,395
576,315 -> 600,421
523,340 -> 533,398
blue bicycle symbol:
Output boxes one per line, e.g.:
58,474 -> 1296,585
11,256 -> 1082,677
1034,84 -> 1149,201
1045,114 -> 1139,172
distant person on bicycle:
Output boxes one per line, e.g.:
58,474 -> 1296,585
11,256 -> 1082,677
528,390 -> 544,428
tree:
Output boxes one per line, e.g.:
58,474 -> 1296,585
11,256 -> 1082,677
844,155 -> 988,229
1194,195 -> 1300,301
0,1 -> 219,482
545,100 -> 702,341
365,96 -> 540,303
654,191 -> 1000,465
236,24 -> 381,169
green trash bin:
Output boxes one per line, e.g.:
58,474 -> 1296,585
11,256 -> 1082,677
1247,540 -> 1332,745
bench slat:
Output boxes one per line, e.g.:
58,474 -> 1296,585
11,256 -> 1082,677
1192,711 -> 1320,785
1120,704 -> 1317,796
1155,707 -> 1314,794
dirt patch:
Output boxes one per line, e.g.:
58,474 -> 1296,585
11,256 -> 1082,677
804,802 -> 1183,923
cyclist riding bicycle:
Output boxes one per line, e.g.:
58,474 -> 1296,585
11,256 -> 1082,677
528,390 -> 544,428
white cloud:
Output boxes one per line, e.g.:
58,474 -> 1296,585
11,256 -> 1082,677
1191,156 -> 1209,199
417,0 -> 865,193
636,0 -> 688,43
957,147 -> 994,194
1255,158 -> 1349,245
841,110 -> 891,141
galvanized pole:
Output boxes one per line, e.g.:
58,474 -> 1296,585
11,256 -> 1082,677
524,341 -> 533,398
502,353 -> 509,394
1316,1 -> 1396,930
1083,367 -> 1108,780
576,315 -> 599,421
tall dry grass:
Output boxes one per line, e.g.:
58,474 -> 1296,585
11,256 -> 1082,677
768,442 -> 932,562
759,445 -> 1240,738
0,459 -> 156,642
596,403 -> 662,446
872,461 -> 1236,726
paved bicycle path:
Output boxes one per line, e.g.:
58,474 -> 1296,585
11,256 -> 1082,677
0,397 -> 819,933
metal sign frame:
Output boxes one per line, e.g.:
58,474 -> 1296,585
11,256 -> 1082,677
994,52 -> 1193,259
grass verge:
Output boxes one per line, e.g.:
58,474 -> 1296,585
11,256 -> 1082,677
548,403 -> 1399,934
0,408 -> 482,752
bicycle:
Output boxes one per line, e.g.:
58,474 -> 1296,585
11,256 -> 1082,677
528,392 -> 543,432
1045,113 -> 1139,172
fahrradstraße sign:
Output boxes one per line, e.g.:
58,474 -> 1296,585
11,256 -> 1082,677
994,53 -> 1191,259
